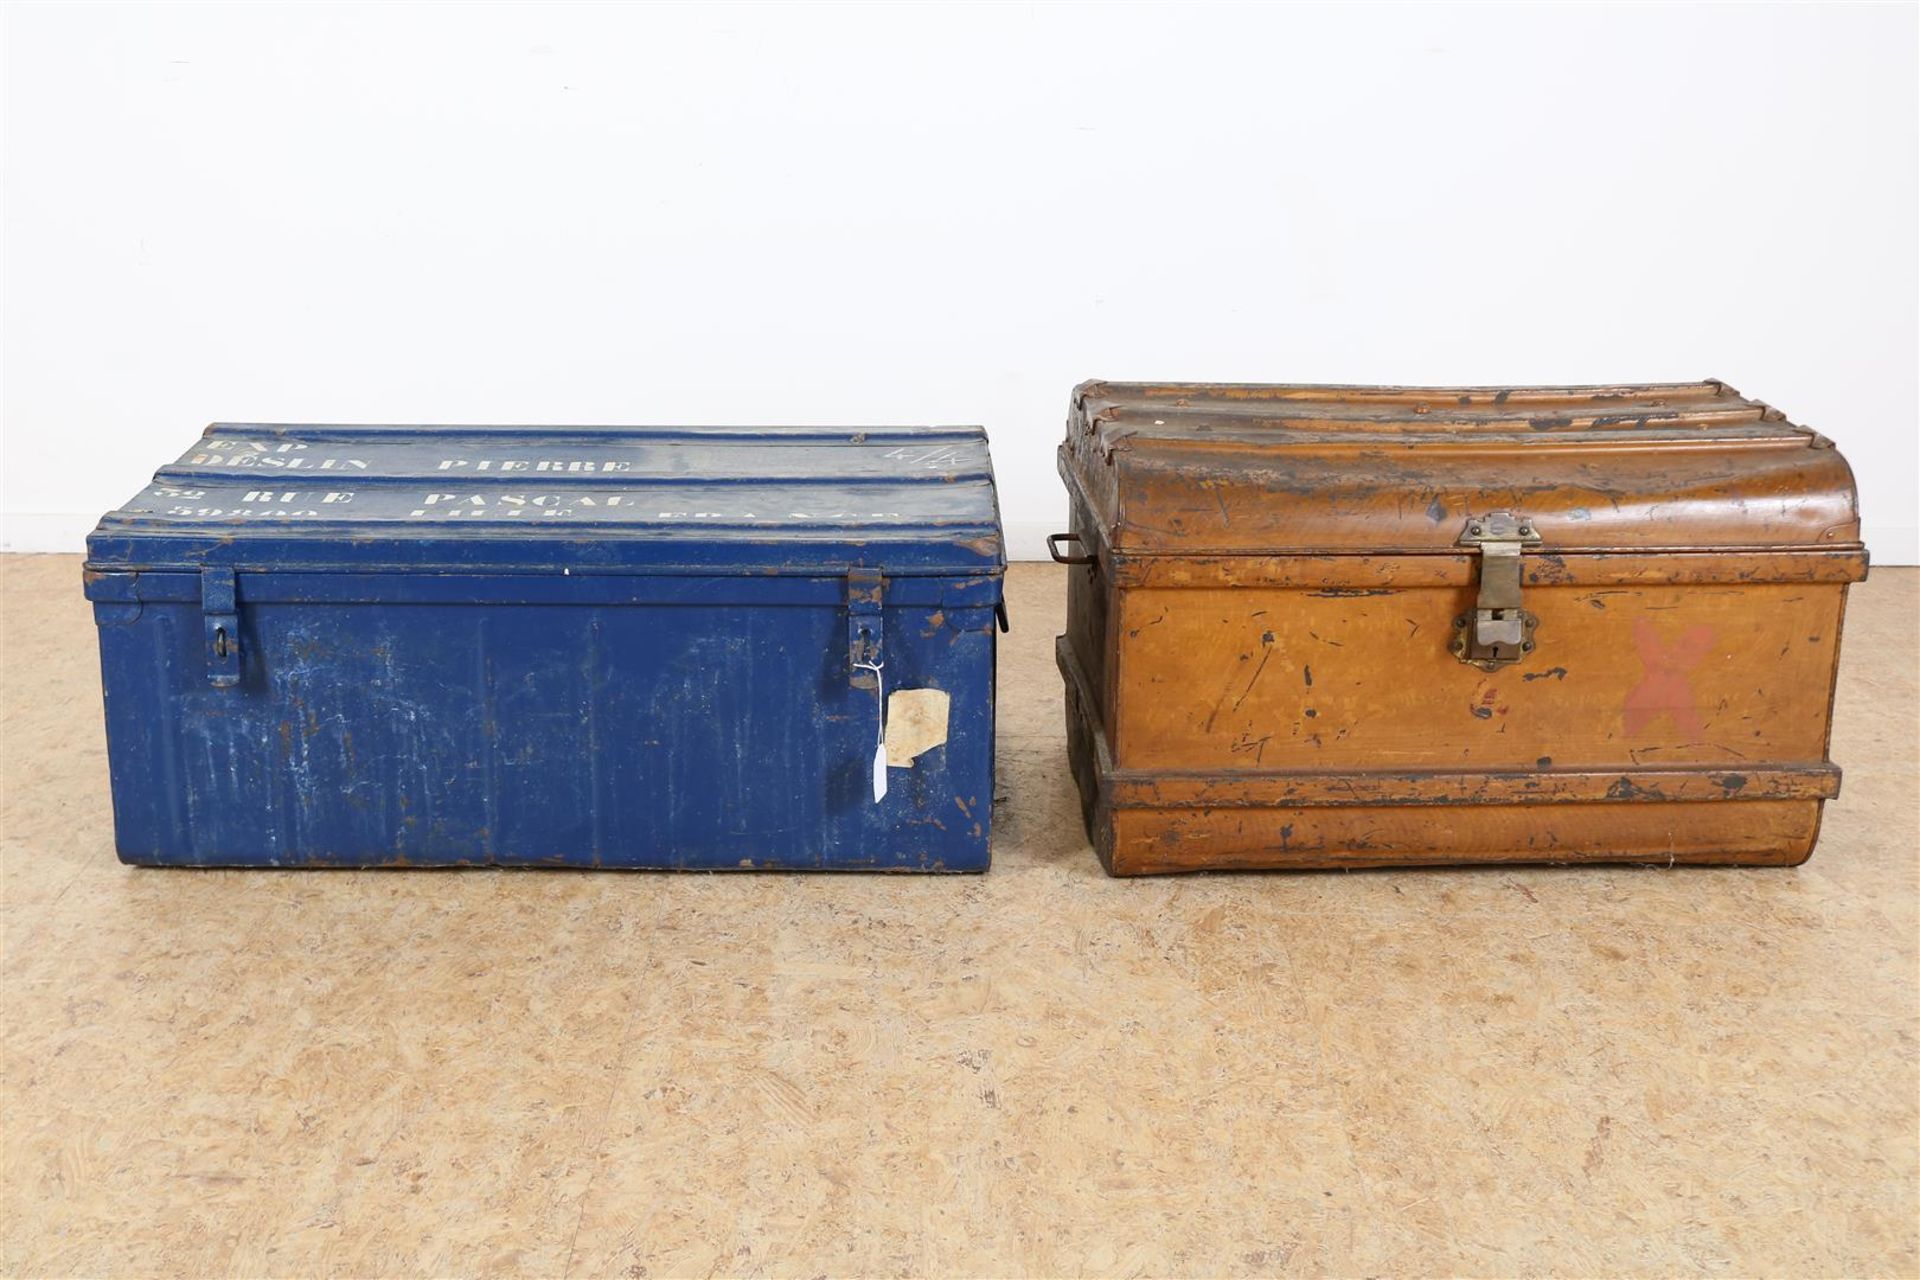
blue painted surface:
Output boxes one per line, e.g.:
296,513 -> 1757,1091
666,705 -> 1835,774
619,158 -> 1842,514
85,425 -> 1004,870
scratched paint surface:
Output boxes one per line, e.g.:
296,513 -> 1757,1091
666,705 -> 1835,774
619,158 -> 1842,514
1057,379 -> 1867,873
85,424 -> 1004,869
1114,583 -> 1846,771
93,597 -> 996,868
87,424 -> 1004,573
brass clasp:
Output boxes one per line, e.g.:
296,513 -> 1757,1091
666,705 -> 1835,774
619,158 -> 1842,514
1451,512 -> 1541,670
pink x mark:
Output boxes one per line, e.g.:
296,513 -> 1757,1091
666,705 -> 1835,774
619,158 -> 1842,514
1623,618 -> 1715,738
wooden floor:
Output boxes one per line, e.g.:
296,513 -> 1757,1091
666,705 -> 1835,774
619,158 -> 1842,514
4,556 -> 1915,1277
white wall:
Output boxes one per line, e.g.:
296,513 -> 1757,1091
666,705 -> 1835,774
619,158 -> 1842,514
4,1 -> 1915,561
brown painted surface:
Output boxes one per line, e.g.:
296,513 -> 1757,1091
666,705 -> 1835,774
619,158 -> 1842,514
1110,582 -> 1846,771
1057,379 -> 1867,875
1108,801 -> 1824,873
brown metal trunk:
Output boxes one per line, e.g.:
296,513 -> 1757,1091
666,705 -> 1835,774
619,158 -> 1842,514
1054,380 -> 1868,875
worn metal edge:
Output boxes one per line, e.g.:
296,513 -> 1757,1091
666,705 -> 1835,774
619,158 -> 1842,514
1053,634 -> 1840,810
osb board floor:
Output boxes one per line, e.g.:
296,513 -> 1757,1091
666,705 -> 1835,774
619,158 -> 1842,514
3,554 -> 1915,1279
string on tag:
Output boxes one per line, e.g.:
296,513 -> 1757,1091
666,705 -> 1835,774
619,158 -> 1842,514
853,658 -> 887,802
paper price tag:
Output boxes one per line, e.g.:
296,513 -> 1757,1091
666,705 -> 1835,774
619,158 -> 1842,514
854,658 -> 888,804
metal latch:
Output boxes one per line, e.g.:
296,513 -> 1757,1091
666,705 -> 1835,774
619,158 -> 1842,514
847,568 -> 884,689
202,566 -> 241,687
1451,512 -> 1540,670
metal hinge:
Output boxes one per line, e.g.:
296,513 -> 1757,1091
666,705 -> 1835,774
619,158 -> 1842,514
847,568 -> 884,689
202,566 -> 241,687
1451,512 -> 1541,671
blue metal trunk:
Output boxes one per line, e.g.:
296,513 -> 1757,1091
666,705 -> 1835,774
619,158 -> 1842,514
84,425 -> 1004,870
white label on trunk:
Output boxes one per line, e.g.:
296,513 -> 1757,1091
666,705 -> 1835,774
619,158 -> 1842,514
884,689 -> 951,767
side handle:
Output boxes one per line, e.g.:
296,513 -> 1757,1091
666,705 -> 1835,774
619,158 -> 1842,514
1046,532 -> 1095,565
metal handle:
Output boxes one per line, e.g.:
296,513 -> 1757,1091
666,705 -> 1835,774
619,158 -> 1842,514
1046,532 -> 1095,565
